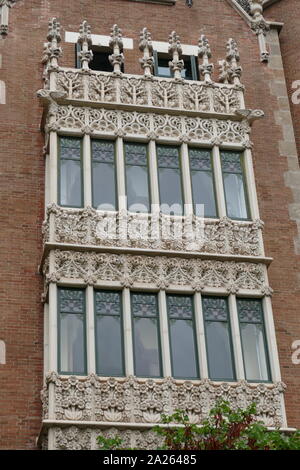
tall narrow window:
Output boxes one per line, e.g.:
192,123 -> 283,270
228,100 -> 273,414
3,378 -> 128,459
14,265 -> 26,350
202,296 -> 235,381
92,140 -> 116,211
58,287 -> 86,375
94,290 -> 124,376
59,137 -> 83,207
157,145 -> 183,215
167,295 -> 199,379
189,148 -> 217,218
237,298 -> 270,382
124,142 -> 150,212
221,151 -> 249,220
131,292 -> 162,378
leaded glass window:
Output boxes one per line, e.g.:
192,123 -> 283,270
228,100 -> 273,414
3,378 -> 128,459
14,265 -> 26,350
167,295 -> 199,379
189,148 -> 217,218
124,142 -> 150,213
202,296 -> 235,381
92,140 -> 116,211
157,145 -> 183,215
237,298 -> 270,382
94,290 -> 124,376
131,292 -> 162,378
59,137 -> 83,207
58,287 -> 86,375
221,151 -> 249,220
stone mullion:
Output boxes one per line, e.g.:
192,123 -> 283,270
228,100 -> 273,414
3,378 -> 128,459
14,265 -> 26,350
262,289 -> 282,383
181,143 -> 193,216
123,288 -> 134,376
243,147 -> 265,256
194,292 -> 209,379
148,139 -> 160,212
158,290 -> 172,377
212,144 -> 227,218
86,285 -> 96,375
83,133 -> 92,207
228,293 -> 245,381
116,136 -> 126,210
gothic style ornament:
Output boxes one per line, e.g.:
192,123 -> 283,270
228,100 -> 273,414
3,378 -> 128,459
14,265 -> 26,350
77,20 -> 93,70
198,34 -> 213,82
109,24 -> 124,75
168,31 -> 184,80
248,0 -> 270,62
139,28 -> 154,77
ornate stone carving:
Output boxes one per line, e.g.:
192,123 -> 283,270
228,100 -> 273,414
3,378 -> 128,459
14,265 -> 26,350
168,31 -> 184,80
198,34 -> 214,82
53,68 -> 243,114
47,104 -> 251,144
77,20 -> 93,70
248,0 -> 270,62
55,427 -> 92,450
41,373 -> 286,429
139,28 -> 154,77
44,206 -> 263,257
43,249 -> 268,293
109,24 -> 124,75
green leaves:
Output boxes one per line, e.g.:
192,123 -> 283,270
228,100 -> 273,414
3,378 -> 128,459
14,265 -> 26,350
97,400 -> 300,450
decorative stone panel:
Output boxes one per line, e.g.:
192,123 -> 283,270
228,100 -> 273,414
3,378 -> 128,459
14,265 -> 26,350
53,69 -> 244,115
43,205 -> 263,257
42,250 -> 271,296
45,104 -> 252,145
41,373 -> 286,428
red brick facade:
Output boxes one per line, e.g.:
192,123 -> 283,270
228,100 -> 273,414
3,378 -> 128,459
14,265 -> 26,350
0,0 -> 299,449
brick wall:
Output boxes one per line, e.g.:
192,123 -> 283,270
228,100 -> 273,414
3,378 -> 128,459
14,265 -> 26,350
0,0 -> 299,448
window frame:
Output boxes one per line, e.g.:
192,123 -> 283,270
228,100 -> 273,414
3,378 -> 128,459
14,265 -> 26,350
188,146 -> 218,219
220,150 -> 251,221
124,141 -> 152,213
94,289 -> 125,377
153,50 -> 198,81
202,295 -> 237,382
58,136 -> 84,209
166,293 -> 200,380
156,143 -> 185,216
57,286 -> 87,376
237,297 -> 272,383
91,138 -> 118,211
130,291 -> 163,379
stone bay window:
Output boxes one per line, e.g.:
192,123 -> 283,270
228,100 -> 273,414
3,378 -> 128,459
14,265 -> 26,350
38,19 -> 286,450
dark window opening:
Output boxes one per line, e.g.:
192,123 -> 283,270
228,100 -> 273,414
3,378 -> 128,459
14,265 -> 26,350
153,51 -> 198,80
75,45 -> 124,72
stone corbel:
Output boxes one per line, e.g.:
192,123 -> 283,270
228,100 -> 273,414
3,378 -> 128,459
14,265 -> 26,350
37,89 -> 67,155
235,108 -> 265,124
0,0 -> 18,37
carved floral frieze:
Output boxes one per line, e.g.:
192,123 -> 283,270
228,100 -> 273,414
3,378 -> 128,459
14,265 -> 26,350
43,205 -> 263,257
42,249 -> 271,296
52,68 -> 243,114
44,103 -> 251,145
41,373 -> 286,428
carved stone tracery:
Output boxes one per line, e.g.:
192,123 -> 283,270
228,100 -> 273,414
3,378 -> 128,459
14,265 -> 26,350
42,373 -> 286,428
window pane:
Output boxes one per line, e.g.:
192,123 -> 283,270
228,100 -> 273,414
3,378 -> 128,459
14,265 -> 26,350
90,49 -> 113,72
221,151 -> 249,220
131,293 -> 161,378
59,137 -> 82,207
202,297 -> 235,381
189,148 -> 217,218
92,140 -> 116,210
237,298 -> 270,382
58,288 -> 86,375
157,146 -> 183,215
95,291 -> 124,376
167,295 -> 199,379
157,57 -> 172,78
125,143 -> 150,212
